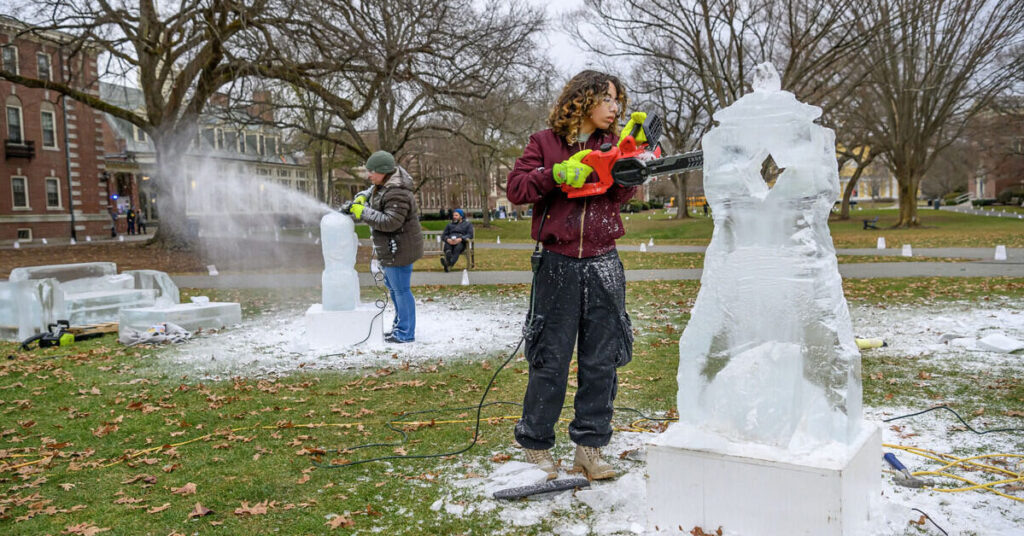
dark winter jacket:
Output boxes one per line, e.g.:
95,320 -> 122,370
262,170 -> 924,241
359,166 -> 424,267
506,129 -> 636,258
441,219 -> 474,242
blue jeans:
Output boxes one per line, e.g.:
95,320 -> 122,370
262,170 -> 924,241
382,264 -> 415,341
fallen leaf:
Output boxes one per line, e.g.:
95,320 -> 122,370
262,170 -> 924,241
121,474 -> 157,485
59,483 -> 76,491
146,503 -> 171,514
917,371 -> 932,380
234,500 -> 270,516
296,474 -> 310,484
171,483 -> 196,496
491,453 -> 511,463
326,515 -> 355,529
61,523 -> 109,535
188,502 -> 212,519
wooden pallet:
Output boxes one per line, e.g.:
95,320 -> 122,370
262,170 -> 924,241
66,322 -> 119,337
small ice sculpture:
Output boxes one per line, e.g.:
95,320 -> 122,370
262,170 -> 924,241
320,211 -> 360,311
676,63 -> 861,447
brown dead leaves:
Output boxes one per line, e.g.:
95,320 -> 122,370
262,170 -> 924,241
326,515 -> 355,529
234,500 -> 273,516
62,523 -> 110,535
170,482 -> 197,496
188,502 -> 213,519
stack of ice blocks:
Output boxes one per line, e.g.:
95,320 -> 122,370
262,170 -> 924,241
118,300 -> 242,337
1,262 -> 181,341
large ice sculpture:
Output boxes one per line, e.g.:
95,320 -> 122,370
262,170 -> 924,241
676,63 -> 862,447
320,211 -> 360,311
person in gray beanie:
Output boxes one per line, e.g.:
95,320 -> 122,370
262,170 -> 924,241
346,150 -> 424,343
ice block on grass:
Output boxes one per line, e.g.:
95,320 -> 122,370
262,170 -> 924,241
9,262 -> 117,283
118,302 -> 241,338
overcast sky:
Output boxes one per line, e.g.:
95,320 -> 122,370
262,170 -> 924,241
526,0 -> 593,76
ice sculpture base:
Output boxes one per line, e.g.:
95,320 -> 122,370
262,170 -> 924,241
646,421 -> 880,535
119,302 -> 242,337
304,304 -> 383,349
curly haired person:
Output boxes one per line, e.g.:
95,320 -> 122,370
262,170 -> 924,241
507,70 -> 647,480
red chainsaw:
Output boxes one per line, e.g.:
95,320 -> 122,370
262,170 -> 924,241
559,113 -> 704,199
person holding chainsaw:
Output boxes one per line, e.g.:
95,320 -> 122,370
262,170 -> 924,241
345,150 -> 424,344
507,70 -> 650,481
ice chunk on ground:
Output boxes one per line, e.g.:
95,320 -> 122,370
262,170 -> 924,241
0,278 -> 65,340
59,274 -> 134,295
119,302 -> 241,337
977,333 -> 1024,353
9,262 -> 117,283
66,289 -> 157,325
482,461 -> 551,496
124,269 -> 180,306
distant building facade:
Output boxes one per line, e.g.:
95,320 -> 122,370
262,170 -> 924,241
1,19 -> 110,243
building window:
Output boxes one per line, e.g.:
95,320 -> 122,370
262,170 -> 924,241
37,52 -> 51,81
264,136 -> 277,156
45,177 -> 61,208
133,125 -> 147,143
245,133 -> 258,154
17,228 -> 31,241
277,168 -> 289,178
40,109 -> 57,148
6,104 -> 23,143
201,128 -> 215,148
224,130 -> 238,152
1,46 -> 17,75
11,176 -> 28,208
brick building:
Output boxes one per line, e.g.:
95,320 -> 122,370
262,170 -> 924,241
1,19 -> 110,243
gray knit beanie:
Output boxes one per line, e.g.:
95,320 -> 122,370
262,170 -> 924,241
365,151 -> 396,174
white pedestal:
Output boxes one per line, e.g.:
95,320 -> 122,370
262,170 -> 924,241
646,422 -> 880,536
304,303 -> 383,349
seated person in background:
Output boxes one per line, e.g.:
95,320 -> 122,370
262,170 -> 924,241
440,208 -> 474,272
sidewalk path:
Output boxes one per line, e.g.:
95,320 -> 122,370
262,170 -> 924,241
940,205 -> 1024,219
171,260 -> 1024,289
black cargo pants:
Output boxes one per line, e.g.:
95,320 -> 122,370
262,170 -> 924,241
514,249 -> 634,450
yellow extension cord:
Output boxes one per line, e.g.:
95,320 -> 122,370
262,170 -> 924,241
3,416 -> 1022,504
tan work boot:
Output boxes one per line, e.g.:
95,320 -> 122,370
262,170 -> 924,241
573,445 -> 615,480
523,448 -> 558,480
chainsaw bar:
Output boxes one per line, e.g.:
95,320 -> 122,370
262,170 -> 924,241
492,477 -> 591,500
612,150 -> 704,187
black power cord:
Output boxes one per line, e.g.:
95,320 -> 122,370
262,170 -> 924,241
911,508 -> 949,536
882,405 -> 1024,434
314,205 -> 553,468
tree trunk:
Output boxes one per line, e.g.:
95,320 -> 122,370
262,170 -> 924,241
148,138 -> 195,249
673,174 -> 690,219
894,175 -> 921,227
839,164 -> 867,220
313,146 -> 325,202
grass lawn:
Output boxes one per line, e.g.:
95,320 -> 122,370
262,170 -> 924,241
1,278 -> 1022,534
398,207 -> 1023,249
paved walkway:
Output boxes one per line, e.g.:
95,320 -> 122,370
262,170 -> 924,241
171,259 -> 1024,289
941,205 -> 1024,219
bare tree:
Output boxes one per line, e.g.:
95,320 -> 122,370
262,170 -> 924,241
0,0 -> 372,247
856,0 -> 1024,227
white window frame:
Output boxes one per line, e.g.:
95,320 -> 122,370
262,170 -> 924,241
17,228 -> 32,241
6,104 -> 24,144
11,175 -> 29,209
45,176 -> 62,209
2,45 -> 17,75
133,124 -> 148,143
36,51 -> 51,81
214,127 -> 223,150
40,109 -> 57,149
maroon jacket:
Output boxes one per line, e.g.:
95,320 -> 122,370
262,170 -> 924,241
507,129 -> 636,258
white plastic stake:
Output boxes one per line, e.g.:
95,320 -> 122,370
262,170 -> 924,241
648,238 -> 654,247
85,236 -> 92,242
497,236 -> 501,244
461,269 -> 470,286
12,241 -> 20,249
41,238 -> 47,244
640,243 -> 647,253
901,244 -> 912,257
118,235 -> 125,242
70,238 -> 76,245
207,264 -> 219,276
876,237 -> 886,249
994,245 -> 1007,261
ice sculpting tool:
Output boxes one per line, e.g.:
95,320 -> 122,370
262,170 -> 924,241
559,113 -> 666,198
493,476 -> 591,500
884,452 -> 934,488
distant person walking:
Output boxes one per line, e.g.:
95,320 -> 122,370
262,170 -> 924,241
108,207 -> 118,238
347,151 -> 424,344
703,201 -> 709,217
137,209 -> 147,234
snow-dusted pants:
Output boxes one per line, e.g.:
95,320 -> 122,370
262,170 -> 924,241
515,249 -> 633,450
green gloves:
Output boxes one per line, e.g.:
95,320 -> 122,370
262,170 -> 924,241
553,149 -> 593,189
618,111 -> 648,147
353,193 -> 367,205
349,200 -> 366,219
